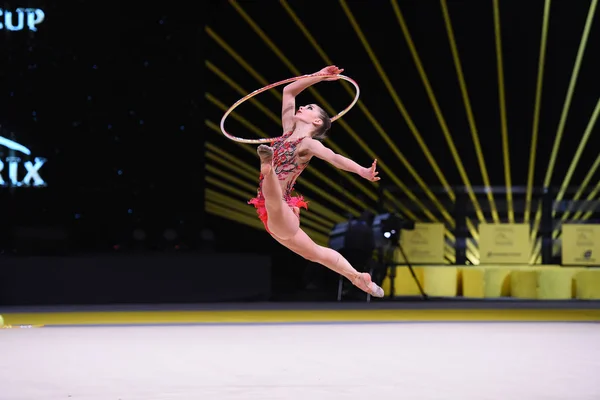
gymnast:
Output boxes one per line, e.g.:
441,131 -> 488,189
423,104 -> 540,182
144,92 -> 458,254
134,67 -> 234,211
248,65 -> 384,298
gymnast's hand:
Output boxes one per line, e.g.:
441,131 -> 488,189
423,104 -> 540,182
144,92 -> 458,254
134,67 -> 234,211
317,65 -> 344,81
360,159 -> 380,182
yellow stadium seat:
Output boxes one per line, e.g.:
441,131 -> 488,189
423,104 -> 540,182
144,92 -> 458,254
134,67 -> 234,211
511,267 -> 586,299
383,265 -> 594,300
388,266 -> 426,296
574,269 -> 600,300
537,268 -> 579,299
423,266 -> 458,297
461,267 -> 513,298
461,267 -> 485,298
383,266 -> 456,297
510,269 -> 538,299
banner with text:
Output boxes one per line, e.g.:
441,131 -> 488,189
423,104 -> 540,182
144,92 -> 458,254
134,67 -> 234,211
397,222 -> 446,264
561,224 -> 600,266
479,223 -> 530,264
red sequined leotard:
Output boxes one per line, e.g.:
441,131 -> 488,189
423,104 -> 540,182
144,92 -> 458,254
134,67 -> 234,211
248,131 -> 311,233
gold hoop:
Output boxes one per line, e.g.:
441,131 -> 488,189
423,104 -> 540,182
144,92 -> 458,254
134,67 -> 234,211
219,73 -> 360,144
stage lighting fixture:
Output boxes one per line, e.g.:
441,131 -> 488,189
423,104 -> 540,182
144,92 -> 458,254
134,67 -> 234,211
372,213 -> 415,248
330,212 -> 415,252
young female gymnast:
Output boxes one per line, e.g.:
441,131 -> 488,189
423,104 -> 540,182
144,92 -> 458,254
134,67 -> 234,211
248,65 -> 384,298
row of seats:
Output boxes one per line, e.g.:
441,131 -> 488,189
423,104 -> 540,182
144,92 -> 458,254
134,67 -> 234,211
381,265 -> 600,299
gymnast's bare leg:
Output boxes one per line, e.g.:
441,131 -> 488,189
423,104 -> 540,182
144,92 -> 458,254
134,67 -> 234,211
273,229 -> 384,297
257,145 -> 300,240
258,145 -> 384,297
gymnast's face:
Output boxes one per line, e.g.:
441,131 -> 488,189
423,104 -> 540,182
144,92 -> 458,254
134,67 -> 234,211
294,104 -> 324,129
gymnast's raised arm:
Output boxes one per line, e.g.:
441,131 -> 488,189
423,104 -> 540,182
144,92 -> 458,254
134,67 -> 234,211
280,66 -> 344,133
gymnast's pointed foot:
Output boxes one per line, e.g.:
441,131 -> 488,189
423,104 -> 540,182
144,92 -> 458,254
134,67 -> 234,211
352,272 -> 384,298
257,145 -> 274,176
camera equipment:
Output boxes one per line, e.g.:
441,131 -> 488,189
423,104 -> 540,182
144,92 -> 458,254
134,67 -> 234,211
372,213 -> 427,300
329,212 -> 427,300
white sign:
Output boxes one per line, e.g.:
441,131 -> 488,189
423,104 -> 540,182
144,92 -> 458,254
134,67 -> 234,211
0,8 -> 45,32
0,136 -> 47,187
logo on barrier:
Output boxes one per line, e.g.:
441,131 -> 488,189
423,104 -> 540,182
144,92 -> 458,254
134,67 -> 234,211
493,232 -> 512,245
0,136 -> 47,187
398,222 -> 445,264
562,224 -> 599,266
478,223 -> 530,264
0,8 -> 45,31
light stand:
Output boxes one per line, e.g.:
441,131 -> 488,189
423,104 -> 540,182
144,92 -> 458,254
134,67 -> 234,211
394,230 -> 428,299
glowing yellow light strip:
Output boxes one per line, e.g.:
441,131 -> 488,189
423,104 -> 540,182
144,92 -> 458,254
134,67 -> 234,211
219,4 -> 424,221
492,0 -> 514,223
204,171 -> 253,199
525,0 -> 551,223
278,0 -> 456,232
205,26 -> 282,101
205,143 -> 260,180
567,154 -> 600,221
446,242 -> 455,252
205,164 -> 256,194
466,220 -> 480,258
544,0 -> 598,187
529,237 -> 542,264
391,0 -> 484,226
554,98 -> 600,210
530,0 -> 598,244
205,92 -> 373,213
205,61 -> 281,126
577,181 -> 600,220
440,0 -> 499,224
339,0 -> 454,202
205,188 -> 258,213
463,241 -> 479,265
205,201 -> 265,230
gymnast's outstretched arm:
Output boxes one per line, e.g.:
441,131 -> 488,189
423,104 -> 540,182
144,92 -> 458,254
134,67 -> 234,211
305,138 -> 380,182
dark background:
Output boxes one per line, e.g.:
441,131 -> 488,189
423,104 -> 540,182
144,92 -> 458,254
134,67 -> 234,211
0,0 -> 598,304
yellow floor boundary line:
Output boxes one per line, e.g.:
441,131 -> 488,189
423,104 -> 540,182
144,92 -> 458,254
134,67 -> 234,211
1,309 -> 599,325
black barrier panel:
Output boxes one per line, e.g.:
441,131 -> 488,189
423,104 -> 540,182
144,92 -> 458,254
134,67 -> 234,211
0,253 -> 271,305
